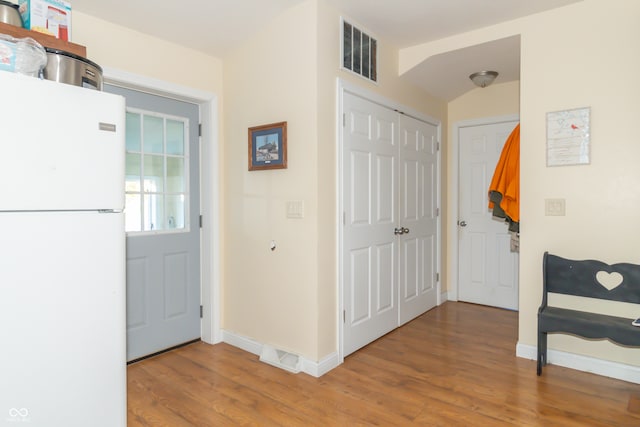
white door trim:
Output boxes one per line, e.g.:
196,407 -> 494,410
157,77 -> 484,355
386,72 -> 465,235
337,78 -> 442,363
447,114 -> 519,303
103,67 -> 222,345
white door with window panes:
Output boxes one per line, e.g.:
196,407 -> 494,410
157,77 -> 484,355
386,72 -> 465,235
124,109 -> 190,232
105,84 -> 201,361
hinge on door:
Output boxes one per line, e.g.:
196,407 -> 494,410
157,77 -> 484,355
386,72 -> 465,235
343,113 -> 346,127
436,208 -> 440,217
199,215 -> 203,228
198,123 -> 202,137
343,310 -> 346,323
437,141 -> 440,151
436,273 -> 440,282
200,305 -> 203,319
343,212 -> 346,226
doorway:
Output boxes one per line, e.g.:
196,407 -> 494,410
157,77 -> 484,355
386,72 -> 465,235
103,70 -> 221,347
340,84 -> 441,357
103,67 -> 223,344
455,117 -> 519,310
105,84 -> 201,360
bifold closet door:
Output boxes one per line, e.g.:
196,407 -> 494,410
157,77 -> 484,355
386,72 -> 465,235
343,92 -> 400,356
343,92 -> 439,356
398,115 -> 439,325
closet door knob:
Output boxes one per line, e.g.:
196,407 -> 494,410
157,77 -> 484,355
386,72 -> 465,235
458,220 -> 467,227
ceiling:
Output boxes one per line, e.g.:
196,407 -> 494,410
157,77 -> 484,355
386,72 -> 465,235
72,0 -> 581,101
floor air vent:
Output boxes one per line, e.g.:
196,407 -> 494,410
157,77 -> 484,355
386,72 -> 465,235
259,345 -> 301,373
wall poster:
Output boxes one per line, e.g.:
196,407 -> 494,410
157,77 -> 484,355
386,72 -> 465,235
546,107 -> 590,167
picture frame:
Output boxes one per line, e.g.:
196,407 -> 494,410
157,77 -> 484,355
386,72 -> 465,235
546,107 -> 590,167
248,121 -> 288,171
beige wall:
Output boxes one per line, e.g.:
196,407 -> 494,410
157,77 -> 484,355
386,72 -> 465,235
519,0 -> 640,366
316,0 -> 340,358
73,11 -> 223,95
408,0 -> 640,367
223,0 -> 446,361
448,81 -> 520,125
223,0 -> 320,358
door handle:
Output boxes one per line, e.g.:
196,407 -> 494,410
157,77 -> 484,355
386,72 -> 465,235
458,220 -> 467,227
394,227 -> 410,235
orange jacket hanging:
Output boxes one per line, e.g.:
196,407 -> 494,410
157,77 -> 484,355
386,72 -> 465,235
488,123 -> 520,224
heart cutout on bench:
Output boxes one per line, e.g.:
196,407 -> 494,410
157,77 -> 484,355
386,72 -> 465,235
595,271 -> 624,291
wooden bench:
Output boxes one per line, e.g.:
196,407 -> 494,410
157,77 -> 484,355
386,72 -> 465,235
537,251 -> 640,375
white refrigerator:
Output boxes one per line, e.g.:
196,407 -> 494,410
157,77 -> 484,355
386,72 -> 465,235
0,72 -> 127,426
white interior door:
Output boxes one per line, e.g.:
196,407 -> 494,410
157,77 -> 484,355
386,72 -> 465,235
342,92 -> 399,356
342,91 -> 439,356
458,120 -> 519,310
105,84 -> 201,361
398,115 -> 439,324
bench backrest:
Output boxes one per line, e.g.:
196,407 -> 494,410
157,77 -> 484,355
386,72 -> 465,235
543,252 -> 640,303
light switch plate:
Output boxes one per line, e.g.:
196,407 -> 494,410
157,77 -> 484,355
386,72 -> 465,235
545,198 -> 566,216
286,200 -> 304,219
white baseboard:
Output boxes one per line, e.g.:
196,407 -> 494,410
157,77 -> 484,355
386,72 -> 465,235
222,329 -> 263,356
222,330 -> 340,377
440,291 -> 449,304
223,331 -> 640,382
302,351 -> 341,377
516,342 -> 640,384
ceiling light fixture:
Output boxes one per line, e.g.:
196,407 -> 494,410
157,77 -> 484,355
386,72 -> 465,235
469,71 -> 498,88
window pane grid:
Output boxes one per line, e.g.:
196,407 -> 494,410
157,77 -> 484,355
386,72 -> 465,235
124,108 -> 189,234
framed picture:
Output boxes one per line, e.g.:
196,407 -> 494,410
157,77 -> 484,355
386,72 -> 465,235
546,107 -> 590,167
248,121 -> 287,171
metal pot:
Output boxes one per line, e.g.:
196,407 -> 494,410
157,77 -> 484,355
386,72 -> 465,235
43,48 -> 103,91
0,0 -> 22,27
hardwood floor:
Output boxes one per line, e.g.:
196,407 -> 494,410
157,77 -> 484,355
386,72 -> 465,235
127,302 -> 640,426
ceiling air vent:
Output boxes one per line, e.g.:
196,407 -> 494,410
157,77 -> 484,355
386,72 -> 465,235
342,18 -> 377,83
